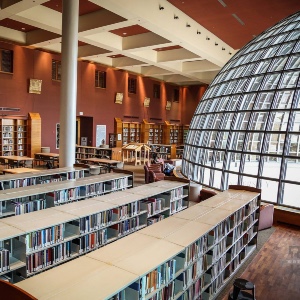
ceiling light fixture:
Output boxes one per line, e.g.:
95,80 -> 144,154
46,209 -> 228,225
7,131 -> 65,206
215,42 -> 218,46
174,15 -> 179,19
229,52 -> 232,55
186,23 -> 191,27
123,33 -> 127,35
159,5 -> 164,10
21,28 -> 25,30
197,30 -> 201,34
206,37 -> 210,40
222,47 -> 225,50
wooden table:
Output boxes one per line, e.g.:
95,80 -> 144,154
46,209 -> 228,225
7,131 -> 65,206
83,158 -> 122,172
34,153 -> 59,167
0,156 -> 34,168
2,167 -> 40,174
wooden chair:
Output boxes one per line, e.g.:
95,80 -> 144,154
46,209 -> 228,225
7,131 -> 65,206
0,279 -> 37,300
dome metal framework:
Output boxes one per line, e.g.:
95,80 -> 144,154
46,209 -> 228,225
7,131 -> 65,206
182,12 -> 300,208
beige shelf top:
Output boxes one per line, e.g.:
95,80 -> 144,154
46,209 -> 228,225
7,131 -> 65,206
112,238 -> 183,276
128,186 -> 171,197
150,180 -> 188,189
87,233 -> 158,264
0,221 -> 25,240
139,217 -> 189,239
2,208 -> 77,232
172,205 -> 213,221
234,190 -> 260,202
194,208 -> 233,226
15,257 -> 117,300
164,221 -> 213,247
217,198 -> 254,213
52,199 -> 118,217
197,196 -> 232,208
44,264 -> 138,300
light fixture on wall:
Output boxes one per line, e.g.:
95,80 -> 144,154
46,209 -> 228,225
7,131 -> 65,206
206,37 -> 210,40
174,15 -> 179,19
197,30 -> 201,34
159,5 -> 164,10
222,47 -> 225,50
186,23 -> 191,27
229,52 -> 232,55
215,42 -> 218,46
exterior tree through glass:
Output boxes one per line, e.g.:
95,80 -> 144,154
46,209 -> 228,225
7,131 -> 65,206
182,12 -> 300,208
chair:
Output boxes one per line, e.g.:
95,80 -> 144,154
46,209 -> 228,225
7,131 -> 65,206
144,162 -> 164,184
7,160 -> 18,169
258,204 -> 274,231
0,279 -> 37,300
148,170 -> 165,183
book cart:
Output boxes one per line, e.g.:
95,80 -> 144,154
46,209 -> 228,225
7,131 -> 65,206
0,167 -> 89,190
0,180 -> 189,283
0,171 -> 133,218
15,186 -> 260,300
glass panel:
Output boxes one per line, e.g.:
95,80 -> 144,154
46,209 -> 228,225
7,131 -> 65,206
228,153 -> 241,171
261,179 -> 278,203
273,90 -> 294,109
243,155 -> 260,175
246,132 -> 264,152
268,56 -> 288,72
261,156 -> 282,179
291,112 -> 300,132
285,55 -> 300,69
231,132 -> 245,151
254,59 -> 272,74
259,73 -> 281,90
203,168 -> 210,186
278,71 -> 300,89
250,112 -> 269,131
212,170 -> 222,189
266,133 -> 285,155
241,175 -> 257,188
288,134 -> 300,157
270,111 -> 290,131
285,158 -> 300,181
241,94 -> 256,110
227,173 -> 239,186
246,76 -> 264,91
254,92 -> 275,109
240,112 -> 251,130
276,41 -> 296,55
282,183 -> 300,208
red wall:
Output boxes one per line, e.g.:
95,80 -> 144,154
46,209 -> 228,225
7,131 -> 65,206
0,42 -> 207,151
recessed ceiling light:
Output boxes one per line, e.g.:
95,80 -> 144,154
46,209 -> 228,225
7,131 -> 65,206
21,28 -> 25,30
123,32 -> 127,35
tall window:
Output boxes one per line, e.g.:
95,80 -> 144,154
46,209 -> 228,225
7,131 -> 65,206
52,60 -> 61,81
128,77 -> 137,94
95,70 -> 106,88
0,49 -> 13,73
173,88 -> 179,102
153,84 -> 160,99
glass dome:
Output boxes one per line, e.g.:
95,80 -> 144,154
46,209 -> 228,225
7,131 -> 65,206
182,11 -> 300,208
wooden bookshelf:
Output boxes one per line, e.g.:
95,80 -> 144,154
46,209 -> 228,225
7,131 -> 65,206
75,145 -> 112,161
0,180 -> 189,283
0,172 -> 133,218
149,143 -> 176,160
15,186 -> 260,300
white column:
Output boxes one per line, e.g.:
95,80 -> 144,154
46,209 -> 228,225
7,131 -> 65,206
59,0 -> 79,167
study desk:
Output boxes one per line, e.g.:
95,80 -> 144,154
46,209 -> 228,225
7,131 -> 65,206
0,156 -> 34,168
2,168 -> 40,174
82,158 -> 122,172
34,153 -> 59,167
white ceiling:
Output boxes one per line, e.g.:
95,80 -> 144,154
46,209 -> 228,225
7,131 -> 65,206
0,0 -> 299,86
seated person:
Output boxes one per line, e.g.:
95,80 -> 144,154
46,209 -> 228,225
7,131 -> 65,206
164,163 -> 175,176
152,153 -> 164,164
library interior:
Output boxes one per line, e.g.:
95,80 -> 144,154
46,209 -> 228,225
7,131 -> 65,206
0,1 -> 300,299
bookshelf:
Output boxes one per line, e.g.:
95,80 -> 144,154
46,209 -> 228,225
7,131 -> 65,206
15,186 -> 260,300
0,167 -> 88,190
75,145 -> 112,161
163,121 -> 182,145
0,113 -> 41,158
0,172 -> 133,218
0,180 -> 189,283
149,143 -> 176,160
141,120 -> 163,145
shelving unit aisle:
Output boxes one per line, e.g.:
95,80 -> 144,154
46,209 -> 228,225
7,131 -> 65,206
15,186 -> 260,300
75,145 -> 112,160
0,179 -> 189,284
0,172 -> 133,218
0,167 -> 88,190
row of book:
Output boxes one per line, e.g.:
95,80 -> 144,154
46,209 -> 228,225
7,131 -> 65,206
170,198 -> 184,214
177,277 -> 202,300
184,235 -> 208,268
109,217 -> 140,237
26,241 -> 73,274
109,178 -> 130,191
79,211 -> 113,234
2,178 -> 37,189
140,259 -> 177,297
77,229 -> 107,254
113,201 -> 140,220
147,214 -> 165,226
170,187 -> 184,200
147,281 -> 175,300
49,188 -> 82,204
24,224 -> 64,252
14,199 -> 46,215
0,248 -> 10,273
141,197 -> 165,217
86,182 -> 105,196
